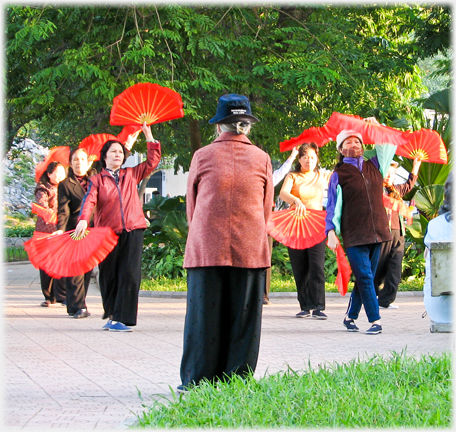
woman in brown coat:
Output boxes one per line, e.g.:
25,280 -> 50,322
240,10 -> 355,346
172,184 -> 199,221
34,161 -> 67,307
179,94 -> 274,392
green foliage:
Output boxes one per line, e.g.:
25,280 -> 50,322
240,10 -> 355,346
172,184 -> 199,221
4,226 -> 35,238
402,243 -> 425,280
141,243 -> 185,280
270,243 -> 292,275
6,4 -> 440,169
3,246 -> 29,262
136,351 -> 452,428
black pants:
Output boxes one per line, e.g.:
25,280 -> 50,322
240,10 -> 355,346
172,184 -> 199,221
180,266 -> 266,388
64,271 -> 92,314
98,229 -> 144,326
374,230 -> 404,307
264,235 -> 274,299
288,239 -> 326,311
39,269 -> 66,303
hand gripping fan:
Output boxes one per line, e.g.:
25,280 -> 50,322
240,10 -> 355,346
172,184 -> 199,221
324,112 -> 408,146
79,133 -> 118,162
31,203 -> 57,224
24,227 -> 118,278
396,129 -> 448,164
35,146 -> 70,183
110,83 -> 184,126
266,208 -> 326,250
334,243 -> 351,296
280,126 -> 332,152
382,195 -> 414,225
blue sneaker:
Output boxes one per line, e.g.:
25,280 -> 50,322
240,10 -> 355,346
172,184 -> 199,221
102,319 -> 113,331
109,322 -> 133,332
343,317 -> 359,332
365,324 -> 382,335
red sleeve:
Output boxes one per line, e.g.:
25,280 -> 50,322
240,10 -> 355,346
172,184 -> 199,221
131,141 -> 162,183
186,151 -> 199,226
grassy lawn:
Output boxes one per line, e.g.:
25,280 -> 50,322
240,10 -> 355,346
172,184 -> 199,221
140,273 -> 424,293
135,351 -> 451,428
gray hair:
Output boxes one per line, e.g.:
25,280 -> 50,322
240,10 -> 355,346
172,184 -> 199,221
218,122 -> 252,136
438,171 -> 453,221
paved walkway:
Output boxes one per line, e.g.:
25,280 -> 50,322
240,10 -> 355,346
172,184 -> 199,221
3,262 -> 453,430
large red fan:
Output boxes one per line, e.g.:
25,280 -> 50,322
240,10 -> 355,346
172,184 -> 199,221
397,129 -> 448,164
334,243 -> 351,296
31,203 -> 57,224
79,133 -> 118,162
110,83 -> 184,126
324,112 -> 408,146
35,146 -> 70,183
24,231 -> 51,270
24,227 -> 118,278
267,208 -> 326,249
280,126 -> 332,152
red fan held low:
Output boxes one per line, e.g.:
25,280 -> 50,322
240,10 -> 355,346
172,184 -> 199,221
334,243 -> 351,296
110,82 -> 184,126
267,208 -> 326,250
31,203 -> 57,224
24,227 -> 119,278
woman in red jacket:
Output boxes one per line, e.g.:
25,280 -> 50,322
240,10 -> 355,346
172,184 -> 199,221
74,122 -> 161,332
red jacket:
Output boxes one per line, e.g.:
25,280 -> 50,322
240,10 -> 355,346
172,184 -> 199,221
79,141 -> 161,234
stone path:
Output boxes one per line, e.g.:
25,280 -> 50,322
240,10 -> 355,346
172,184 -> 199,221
3,262 -> 453,430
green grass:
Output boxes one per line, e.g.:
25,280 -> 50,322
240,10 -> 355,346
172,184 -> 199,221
3,246 -> 29,262
135,351 -> 452,428
140,273 -> 424,292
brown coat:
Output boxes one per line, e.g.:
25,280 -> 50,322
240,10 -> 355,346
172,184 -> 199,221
183,132 -> 274,269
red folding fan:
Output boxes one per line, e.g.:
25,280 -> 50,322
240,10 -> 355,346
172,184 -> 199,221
25,227 -> 118,278
280,126 -> 332,152
110,83 -> 184,126
35,146 -> 70,183
79,133 -> 118,162
396,129 -> 448,164
334,243 -> 351,296
324,112 -> 408,146
31,203 -> 57,224
267,208 -> 326,249
382,195 -> 413,225
24,231 -> 52,270
116,125 -> 142,145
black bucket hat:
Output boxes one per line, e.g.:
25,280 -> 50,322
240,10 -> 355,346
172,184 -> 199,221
208,94 -> 259,124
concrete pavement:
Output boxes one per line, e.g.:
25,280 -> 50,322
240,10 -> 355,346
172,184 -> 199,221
3,261 -> 453,430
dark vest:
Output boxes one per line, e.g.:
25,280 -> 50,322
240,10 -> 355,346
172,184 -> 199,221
336,159 -> 392,249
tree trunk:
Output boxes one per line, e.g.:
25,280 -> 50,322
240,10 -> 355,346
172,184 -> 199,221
138,169 -> 159,204
189,118 -> 202,154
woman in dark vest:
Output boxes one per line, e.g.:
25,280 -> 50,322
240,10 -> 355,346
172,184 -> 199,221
325,118 -> 396,335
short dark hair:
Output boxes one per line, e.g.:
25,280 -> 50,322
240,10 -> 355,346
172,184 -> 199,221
293,143 -> 319,172
99,140 -> 128,168
39,161 -> 64,184
69,147 -> 88,164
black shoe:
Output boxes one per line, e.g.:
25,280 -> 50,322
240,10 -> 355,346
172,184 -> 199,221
343,317 -> 359,332
312,309 -> 328,320
177,384 -> 189,394
296,310 -> 311,318
366,324 -> 382,335
263,297 -> 271,305
74,309 -> 91,319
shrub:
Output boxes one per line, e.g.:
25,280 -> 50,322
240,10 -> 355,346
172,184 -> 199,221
141,243 -> 186,280
4,225 -> 35,237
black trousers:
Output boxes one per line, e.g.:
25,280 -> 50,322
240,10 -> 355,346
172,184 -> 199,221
98,229 -> 144,326
63,271 -> 92,314
264,235 -> 274,299
288,239 -> 326,311
180,266 -> 266,387
374,230 -> 404,307
39,269 -> 66,303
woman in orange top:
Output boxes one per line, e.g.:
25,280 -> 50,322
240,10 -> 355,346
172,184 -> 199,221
279,143 -> 331,319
